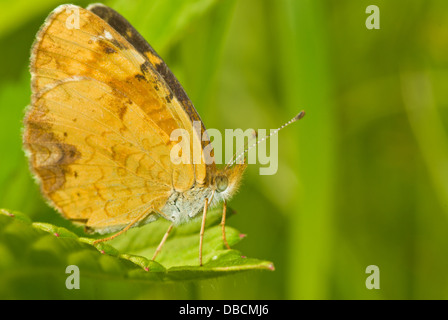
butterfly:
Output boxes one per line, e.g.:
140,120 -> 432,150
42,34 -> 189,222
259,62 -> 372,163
23,4 -> 304,266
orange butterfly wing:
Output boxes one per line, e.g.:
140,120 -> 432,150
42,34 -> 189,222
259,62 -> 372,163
24,5 -> 213,233
87,3 -> 216,184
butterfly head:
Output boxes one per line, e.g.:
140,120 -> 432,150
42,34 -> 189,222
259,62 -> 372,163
212,164 -> 247,201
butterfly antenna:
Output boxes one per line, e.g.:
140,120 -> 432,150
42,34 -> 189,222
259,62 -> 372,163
226,110 -> 306,169
225,128 -> 258,168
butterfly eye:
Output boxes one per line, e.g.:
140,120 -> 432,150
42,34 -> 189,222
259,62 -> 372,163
216,176 -> 229,193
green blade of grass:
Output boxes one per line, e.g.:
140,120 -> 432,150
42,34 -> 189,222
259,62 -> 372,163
274,0 -> 336,299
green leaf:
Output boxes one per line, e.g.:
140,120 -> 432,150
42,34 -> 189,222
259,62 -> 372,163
109,0 -> 223,53
0,207 -> 274,294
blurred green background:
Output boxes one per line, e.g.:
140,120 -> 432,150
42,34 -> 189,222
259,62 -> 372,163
1,0 -> 448,299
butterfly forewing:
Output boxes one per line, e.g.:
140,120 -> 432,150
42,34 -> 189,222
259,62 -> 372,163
87,3 -> 215,184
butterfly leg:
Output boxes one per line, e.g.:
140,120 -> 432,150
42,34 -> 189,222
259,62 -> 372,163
92,208 -> 151,244
220,200 -> 231,249
199,197 -> 210,266
152,223 -> 174,261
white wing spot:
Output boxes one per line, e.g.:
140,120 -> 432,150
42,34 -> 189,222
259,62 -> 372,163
104,30 -> 113,40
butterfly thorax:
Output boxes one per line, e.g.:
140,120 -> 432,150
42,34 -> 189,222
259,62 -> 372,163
160,164 -> 246,225
161,186 -> 213,225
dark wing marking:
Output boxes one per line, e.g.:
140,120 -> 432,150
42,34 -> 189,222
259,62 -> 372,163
86,4 -> 207,135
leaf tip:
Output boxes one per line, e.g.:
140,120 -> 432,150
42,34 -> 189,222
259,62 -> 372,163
1,209 -> 14,217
